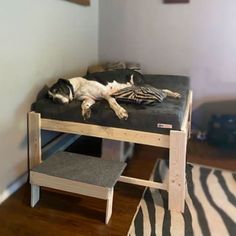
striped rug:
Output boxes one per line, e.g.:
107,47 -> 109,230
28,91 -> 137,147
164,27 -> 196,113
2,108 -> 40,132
129,161 -> 236,236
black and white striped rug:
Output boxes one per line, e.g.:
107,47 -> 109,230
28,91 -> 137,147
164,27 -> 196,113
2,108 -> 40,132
129,161 -> 236,236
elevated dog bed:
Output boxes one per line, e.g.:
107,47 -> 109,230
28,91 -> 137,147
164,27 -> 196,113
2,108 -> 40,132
28,69 -> 192,218
32,69 -> 190,134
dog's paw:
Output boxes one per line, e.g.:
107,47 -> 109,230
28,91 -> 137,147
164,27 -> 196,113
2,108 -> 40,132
116,107 -> 128,120
173,92 -> 181,99
82,108 -> 91,120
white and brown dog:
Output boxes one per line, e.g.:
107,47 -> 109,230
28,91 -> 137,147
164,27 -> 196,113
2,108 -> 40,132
48,75 -> 181,120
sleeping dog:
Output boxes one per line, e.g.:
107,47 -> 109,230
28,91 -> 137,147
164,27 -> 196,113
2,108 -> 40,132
48,73 -> 181,120
48,76 -> 133,120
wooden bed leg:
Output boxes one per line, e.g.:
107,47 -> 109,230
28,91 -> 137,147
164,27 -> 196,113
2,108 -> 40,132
105,187 -> 114,224
31,184 -> 40,207
28,112 -> 42,169
168,130 -> 187,212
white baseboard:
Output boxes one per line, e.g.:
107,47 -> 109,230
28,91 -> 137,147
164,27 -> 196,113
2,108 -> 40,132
0,173 -> 28,205
0,134 -> 79,205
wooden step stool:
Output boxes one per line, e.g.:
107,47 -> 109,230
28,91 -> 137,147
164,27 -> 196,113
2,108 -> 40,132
30,152 -> 127,224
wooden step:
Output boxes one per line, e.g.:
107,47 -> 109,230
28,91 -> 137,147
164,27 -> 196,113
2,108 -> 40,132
30,151 -> 127,224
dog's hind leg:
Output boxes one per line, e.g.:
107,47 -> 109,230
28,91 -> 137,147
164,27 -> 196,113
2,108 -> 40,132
162,89 -> 181,99
104,95 -> 128,120
81,98 -> 95,120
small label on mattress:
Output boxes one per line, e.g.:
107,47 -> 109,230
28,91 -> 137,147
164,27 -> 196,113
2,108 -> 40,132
157,123 -> 173,129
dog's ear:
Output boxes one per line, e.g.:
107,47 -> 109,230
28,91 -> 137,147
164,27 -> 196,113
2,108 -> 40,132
58,78 -> 70,85
58,78 -> 73,88
57,78 -> 74,98
58,78 -> 73,87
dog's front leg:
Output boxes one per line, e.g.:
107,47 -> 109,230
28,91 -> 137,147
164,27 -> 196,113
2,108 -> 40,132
103,95 -> 128,120
81,98 -> 95,120
162,89 -> 181,99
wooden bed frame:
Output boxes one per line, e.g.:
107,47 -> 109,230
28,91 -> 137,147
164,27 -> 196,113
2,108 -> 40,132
28,90 -> 192,213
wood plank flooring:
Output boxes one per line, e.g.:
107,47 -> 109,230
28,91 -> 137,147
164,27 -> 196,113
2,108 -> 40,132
0,139 -> 235,236
0,143 -> 162,236
187,138 -> 236,172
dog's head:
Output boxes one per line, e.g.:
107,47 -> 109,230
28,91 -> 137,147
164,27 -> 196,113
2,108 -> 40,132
48,78 -> 74,104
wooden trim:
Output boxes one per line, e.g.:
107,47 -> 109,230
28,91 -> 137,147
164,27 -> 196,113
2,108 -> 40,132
66,0 -> 90,6
41,118 -> 170,148
0,173 -> 28,205
119,176 -> 168,190
28,112 -> 41,169
164,0 -> 189,3
30,172 -> 110,200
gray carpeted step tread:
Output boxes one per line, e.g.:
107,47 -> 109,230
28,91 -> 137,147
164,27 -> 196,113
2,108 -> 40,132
32,152 -> 126,188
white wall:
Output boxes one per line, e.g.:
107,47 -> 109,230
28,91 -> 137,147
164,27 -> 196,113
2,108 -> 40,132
99,0 -> 236,129
0,0 -> 98,195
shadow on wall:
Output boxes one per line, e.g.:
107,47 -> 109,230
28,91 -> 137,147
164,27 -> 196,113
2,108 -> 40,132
0,84 -> 61,192
0,89 -> 34,192
192,99 -> 236,132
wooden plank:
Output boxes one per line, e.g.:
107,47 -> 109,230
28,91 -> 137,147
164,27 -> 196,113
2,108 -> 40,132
41,118 -> 170,148
168,130 -> 187,212
181,90 -> 193,132
30,172 -> 109,200
105,188 -> 114,224
28,112 -> 41,169
188,90 -> 193,139
119,176 -> 168,190
164,0 -> 189,3
31,184 -> 40,207
66,0 -> 90,6
166,90 -> 191,212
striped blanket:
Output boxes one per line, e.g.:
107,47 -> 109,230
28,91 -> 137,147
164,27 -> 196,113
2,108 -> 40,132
129,161 -> 236,236
113,86 -> 167,105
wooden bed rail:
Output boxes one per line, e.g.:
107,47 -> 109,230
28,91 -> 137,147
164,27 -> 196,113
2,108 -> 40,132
119,176 -> 168,191
181,90 -> 193,132
40,118 -> 170,148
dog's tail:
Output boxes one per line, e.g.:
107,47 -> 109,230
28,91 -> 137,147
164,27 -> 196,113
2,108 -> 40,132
126,71 -> 144,86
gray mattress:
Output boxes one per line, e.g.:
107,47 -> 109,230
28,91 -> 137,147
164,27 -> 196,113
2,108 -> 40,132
32,69 -> 190,134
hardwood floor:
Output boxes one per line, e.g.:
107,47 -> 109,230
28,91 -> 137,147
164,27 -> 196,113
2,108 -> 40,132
187,137 -> 236,172
0,143 -> 160,236
0,139 -> 235,236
